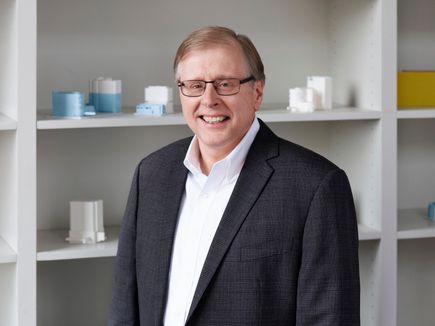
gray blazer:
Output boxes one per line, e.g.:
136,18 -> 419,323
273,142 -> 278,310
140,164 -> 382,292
109,120 -> 360,325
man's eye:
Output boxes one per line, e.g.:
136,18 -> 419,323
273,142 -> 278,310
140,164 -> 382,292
188,83 -> 204,89
217,80 -> 233,88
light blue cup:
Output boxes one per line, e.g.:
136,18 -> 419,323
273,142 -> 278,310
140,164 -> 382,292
52,91 -> 85,117
89,93 -> 122,113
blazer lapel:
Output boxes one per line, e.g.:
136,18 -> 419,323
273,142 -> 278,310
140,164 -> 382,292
186,121 -> 279,322
152,142 -> 190,324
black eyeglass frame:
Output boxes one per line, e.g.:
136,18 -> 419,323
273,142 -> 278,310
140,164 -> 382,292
177,75 -> 255,97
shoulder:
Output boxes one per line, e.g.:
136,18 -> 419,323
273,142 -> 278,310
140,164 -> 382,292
277,137 -> 338,173
256,120 -> 340,180
271,138 -> 343,193
136,136 -> 191,174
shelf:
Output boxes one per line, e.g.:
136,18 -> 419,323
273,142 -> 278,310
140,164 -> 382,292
258,107 -> 381,122
397,109 -> 435,119
398,208 -> 435,240
0,236 -> 16,264
37,109 -> 186,130
37,106 -> 380,130
0,113 -> 17,131
358,223 -> 381,241
37,226 -> 120,261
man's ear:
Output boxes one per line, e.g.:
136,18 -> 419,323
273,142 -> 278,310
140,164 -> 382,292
253,80 -> 265,112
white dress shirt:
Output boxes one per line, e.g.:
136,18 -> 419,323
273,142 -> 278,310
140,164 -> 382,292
163,118 -> 260,326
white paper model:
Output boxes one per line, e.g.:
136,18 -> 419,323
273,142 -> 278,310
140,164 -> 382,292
66,200 -> 106,244
288,87 -> 315,112
307,76 -> 332,110
144,86 -> 174,113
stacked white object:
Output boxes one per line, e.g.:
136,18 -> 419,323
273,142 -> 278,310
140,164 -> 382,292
66,200 -> 106,244
136,86 -> 173,116
287,76 -> 333,112
288,88 -> 315,113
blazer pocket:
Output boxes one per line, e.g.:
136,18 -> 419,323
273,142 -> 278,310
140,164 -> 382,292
240,238 -> 293,261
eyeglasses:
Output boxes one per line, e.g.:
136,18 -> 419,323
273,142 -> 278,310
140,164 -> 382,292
177,76 -> 255,97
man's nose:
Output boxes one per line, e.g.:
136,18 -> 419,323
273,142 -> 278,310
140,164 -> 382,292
201,83 -> 219,108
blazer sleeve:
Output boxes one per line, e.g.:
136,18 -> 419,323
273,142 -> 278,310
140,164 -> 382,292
108,166 -> 140,326
296,169 -> 360,325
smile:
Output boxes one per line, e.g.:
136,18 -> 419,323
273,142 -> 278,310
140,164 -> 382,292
200,115 -> 229,124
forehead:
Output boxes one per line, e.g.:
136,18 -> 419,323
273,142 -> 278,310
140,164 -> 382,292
177,43 -> 249,79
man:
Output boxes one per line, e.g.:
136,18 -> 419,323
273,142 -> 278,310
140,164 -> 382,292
109,26 -> 360,326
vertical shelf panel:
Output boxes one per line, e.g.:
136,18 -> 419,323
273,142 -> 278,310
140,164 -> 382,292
16,0 -> 38,324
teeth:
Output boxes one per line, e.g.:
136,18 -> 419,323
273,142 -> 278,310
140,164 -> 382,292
202,116 -> 226,124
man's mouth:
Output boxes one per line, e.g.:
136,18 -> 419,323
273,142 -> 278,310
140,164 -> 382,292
200,115 -> 229,124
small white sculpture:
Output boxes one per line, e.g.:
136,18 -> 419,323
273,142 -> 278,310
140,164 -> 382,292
307,76 -> 332,110
288,87 -> 315,112
66,200 -> 106,244
287,76 -> 333,113
144,86 -> 174,113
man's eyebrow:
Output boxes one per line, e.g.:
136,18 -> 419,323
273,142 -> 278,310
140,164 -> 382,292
189,75 -> 239,80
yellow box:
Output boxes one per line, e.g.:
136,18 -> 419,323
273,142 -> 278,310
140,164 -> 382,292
398,71 -> 435,108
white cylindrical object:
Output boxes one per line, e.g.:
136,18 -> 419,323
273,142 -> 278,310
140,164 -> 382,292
90,77 -> 122,94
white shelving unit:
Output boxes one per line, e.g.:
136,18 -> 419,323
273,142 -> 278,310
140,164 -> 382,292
1,0 -> 36,323
34,0 -> 386,325
5,0 -> 435,324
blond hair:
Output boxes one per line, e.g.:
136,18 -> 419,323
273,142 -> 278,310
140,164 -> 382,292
174,26 -> 265,82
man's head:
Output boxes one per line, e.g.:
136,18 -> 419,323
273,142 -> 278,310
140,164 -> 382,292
174,26 -> 266,163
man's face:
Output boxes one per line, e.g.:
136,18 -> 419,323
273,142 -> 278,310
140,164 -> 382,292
177,42 -> 264,159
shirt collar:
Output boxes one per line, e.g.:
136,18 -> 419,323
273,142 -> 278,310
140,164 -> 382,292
183,118 -> 260,184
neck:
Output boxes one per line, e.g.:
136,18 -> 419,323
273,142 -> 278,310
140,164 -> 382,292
198,145 -> 231,176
